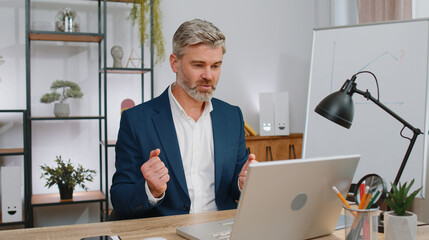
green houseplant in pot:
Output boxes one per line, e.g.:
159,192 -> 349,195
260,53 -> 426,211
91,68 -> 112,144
40,155 -> 96,200
40,80 -> 83,117
384,179 -> 422,240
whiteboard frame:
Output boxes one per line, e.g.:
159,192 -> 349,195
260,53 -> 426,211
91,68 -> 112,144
303,18 -> 429,197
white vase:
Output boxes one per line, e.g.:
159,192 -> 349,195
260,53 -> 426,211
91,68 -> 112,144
384,211 -> 417,240
54,103 -> 70,117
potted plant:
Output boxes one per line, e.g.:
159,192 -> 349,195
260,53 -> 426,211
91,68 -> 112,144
384,179 -> 422,240
40,80 -> 83,117
40,155 -> 96,200
128,0 -> 165,64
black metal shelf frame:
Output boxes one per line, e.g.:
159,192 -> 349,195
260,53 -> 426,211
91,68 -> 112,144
24,0 -> 154,228
25,0 -> 108,228
99,0 -> 154,220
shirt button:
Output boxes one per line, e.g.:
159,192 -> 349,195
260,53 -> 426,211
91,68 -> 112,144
183,205 -> 190,211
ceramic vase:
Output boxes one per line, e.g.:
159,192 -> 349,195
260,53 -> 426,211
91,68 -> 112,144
384,211 -> 417,240
54,103 -> 70,117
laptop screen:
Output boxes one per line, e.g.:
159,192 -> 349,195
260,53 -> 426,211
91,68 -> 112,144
177,154 -> 360,240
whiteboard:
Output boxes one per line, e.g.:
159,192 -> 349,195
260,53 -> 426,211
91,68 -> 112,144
303,19 -> 429,196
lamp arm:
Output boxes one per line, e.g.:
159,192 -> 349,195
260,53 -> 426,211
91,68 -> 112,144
353,88 -> 423,185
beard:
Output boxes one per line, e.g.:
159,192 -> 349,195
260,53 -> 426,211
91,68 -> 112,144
176,70 -> 217,103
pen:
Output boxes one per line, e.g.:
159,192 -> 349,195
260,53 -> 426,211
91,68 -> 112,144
332,186 -> 352,209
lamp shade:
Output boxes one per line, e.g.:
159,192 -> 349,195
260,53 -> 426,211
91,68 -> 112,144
314,90 -> 354,129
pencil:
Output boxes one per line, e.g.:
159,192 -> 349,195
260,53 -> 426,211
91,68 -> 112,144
366,190 -> 381,209
332,186 -> 352,209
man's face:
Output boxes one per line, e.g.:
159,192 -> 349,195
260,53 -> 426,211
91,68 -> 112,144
171,43 -> 223,102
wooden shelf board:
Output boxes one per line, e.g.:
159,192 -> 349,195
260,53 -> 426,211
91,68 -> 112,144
30,115 -> 104,120
104,68 -> 150,74
0,148 -> 24,156
101,140 -> 116,147
0,109 -> 25,113
245,133 -> 303,141
32,190 -> 105,206
29,32 -> 103,42
107,0 -> 135,2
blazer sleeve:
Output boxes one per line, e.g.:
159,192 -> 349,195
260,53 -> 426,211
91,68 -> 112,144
110,110 -> 160,217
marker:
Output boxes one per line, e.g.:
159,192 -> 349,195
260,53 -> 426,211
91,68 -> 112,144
332,186 -> 352,209
359,182 -> 365,202
358,186 -> 369,209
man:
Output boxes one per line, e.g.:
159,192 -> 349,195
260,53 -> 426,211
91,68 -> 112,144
110,19 -> 256,219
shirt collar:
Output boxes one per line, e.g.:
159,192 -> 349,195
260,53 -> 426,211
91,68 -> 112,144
168,83 -> 213,119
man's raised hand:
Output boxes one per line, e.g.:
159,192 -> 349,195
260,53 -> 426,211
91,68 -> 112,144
238,153 -> 258,190
141,148 -> 170,198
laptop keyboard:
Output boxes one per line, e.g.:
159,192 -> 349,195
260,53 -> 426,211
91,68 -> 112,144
211,230 -> 231,240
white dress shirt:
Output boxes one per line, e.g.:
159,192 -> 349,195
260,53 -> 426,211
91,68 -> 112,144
168,85 -> 217,213
144,84 -> 217,213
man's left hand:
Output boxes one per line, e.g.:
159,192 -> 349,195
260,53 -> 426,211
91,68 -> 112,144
239,154 -> 258,190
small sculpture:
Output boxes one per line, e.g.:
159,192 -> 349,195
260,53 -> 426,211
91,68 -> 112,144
126,48 -> 143,68
111,45 -> 124,68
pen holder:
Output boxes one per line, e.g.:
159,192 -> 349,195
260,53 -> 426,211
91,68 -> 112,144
344,205 -> 379,240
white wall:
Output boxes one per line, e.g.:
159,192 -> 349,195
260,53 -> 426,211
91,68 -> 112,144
155,0 -> 322,134
0,0 -> 332,226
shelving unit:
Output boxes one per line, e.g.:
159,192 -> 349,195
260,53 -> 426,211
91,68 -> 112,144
25,0 -> 108,227
24,0 -> 153,227
99,0 -> 154,219
0,110 -> 29,227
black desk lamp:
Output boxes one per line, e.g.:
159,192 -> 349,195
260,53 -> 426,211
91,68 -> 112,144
314,71 -> 422,186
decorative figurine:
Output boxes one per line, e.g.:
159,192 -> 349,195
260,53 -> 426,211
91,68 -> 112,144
111,45 -> 124,68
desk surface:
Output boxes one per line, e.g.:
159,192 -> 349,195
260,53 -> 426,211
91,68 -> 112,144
0,210 -> 428,240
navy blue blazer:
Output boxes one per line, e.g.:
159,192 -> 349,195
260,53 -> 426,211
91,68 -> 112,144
110,87 -> 248,218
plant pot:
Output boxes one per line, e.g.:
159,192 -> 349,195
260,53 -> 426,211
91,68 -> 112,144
384,211 -> 417,240
58,184 -> 73,200
54,103 -> 70,117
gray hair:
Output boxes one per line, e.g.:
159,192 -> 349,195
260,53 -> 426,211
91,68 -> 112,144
172,19 -> 226,58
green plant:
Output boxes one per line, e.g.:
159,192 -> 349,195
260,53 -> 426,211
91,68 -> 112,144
40,155 -> 96,191
384,179 -> 422,216
128,0 -> 165,64
40,80 -> 83,104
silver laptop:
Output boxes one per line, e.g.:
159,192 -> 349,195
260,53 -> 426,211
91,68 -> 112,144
176,154 -> 360,240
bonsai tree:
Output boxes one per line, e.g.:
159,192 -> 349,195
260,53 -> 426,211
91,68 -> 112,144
40,80 -> 83,104
384,179 -> 422,216
40,155 -> 96,192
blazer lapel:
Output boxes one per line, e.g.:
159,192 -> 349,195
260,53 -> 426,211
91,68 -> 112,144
152,90 -> 189,198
